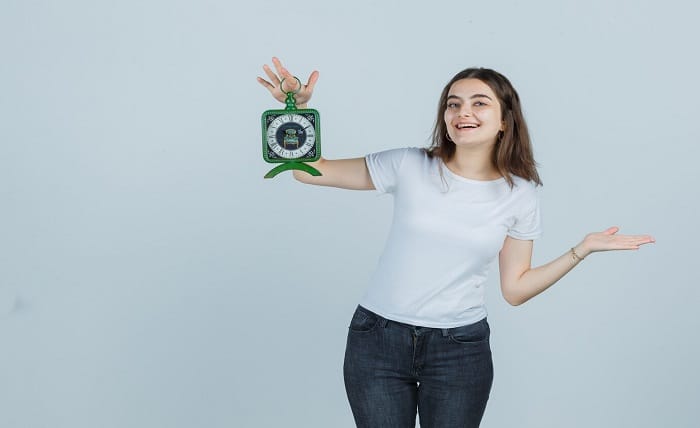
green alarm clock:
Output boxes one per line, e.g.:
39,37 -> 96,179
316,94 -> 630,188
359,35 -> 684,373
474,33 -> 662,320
261,77 -> 322,178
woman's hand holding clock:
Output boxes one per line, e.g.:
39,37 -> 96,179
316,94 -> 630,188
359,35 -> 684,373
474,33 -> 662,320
257,57 -> 319,108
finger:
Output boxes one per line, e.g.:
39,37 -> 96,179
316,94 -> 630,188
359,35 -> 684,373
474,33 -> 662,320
306,70 -> 320,91
610,236 -> 642,245
616,234 -> 655,243
614,237 -> 654,249
256,76 -> 275,91
629,235 -> 655,243
272,57 -> 288,79
262,64 -> 281,85
280,74 -> 301,93
615,244 -> 644,250
276,67 -> 299,93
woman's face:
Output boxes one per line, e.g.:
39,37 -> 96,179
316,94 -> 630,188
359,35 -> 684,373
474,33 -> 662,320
444,78 -> 504,150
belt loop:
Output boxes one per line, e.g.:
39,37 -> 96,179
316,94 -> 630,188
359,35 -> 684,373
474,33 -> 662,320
379,317 -> 388,328
441,328 -> 449,337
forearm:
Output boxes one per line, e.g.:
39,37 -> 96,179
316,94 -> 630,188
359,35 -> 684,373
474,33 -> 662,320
500,226 -> 654,306
292,157 -> 375,190
506,243 -> 588,306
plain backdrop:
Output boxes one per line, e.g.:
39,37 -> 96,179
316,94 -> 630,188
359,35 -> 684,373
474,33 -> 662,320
1,0 -> 698,427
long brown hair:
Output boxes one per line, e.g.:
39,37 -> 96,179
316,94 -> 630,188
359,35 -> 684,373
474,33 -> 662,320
426,68 -> 542,188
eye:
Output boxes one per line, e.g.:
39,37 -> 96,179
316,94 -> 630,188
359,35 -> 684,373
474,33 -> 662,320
473,101 -> 487,107
447,102 -> 459,109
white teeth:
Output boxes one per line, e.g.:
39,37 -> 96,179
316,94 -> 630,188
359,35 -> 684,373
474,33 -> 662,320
457,124 -> 478,129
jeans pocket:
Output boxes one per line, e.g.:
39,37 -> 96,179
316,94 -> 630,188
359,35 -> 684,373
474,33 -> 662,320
448,318 -> 490,344
348,306 -> 379,333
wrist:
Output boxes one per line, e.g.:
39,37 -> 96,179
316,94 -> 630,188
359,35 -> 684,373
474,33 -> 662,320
573,242 -> 592,259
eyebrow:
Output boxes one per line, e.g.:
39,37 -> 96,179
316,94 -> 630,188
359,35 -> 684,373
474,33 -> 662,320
446,94 -> 493,101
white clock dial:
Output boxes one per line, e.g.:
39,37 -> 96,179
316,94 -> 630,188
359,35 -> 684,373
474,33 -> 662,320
266,114 -> 316,159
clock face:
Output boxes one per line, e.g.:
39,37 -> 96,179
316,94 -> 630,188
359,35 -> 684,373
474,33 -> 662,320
261,108 -> 321,165
265,113 -> 317,159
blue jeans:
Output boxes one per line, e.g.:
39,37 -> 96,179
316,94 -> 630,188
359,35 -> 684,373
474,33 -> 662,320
343,305 -> 493,428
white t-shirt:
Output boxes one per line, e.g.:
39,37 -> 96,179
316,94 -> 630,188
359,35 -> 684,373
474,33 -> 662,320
360,147 -> 542,328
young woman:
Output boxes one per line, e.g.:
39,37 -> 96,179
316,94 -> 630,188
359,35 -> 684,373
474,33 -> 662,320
257,57 -> 655,428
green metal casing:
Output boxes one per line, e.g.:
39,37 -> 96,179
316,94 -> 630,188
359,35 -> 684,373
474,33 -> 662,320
261,108 -> 322,178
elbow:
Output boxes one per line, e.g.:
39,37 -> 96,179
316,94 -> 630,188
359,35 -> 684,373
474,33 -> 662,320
501,270 -> 533,306
502,287 -> 528,306
505,295 -> 526,306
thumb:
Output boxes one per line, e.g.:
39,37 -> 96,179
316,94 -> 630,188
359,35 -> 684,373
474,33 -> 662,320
603,226 -> 620,235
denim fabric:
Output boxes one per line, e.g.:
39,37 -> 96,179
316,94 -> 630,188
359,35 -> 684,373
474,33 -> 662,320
343,305 -> 493,428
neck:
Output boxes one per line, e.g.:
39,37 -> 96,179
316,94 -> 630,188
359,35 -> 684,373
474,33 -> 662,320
445,146 -> 501,181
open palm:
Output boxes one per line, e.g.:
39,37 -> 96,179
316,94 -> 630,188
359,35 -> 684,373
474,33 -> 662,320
582,226 -> 655,255
256,57 -> 319,106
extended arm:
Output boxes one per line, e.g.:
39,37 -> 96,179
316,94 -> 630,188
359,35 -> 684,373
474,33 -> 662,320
498,227 -> 655,306
292,158 -> 375,190
258,57 -> 374,190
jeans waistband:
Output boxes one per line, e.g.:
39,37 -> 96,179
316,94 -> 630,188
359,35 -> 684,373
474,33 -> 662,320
356,305 -> 486,337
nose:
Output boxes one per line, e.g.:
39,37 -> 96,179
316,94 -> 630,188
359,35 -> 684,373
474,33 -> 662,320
459,105 -> 472,117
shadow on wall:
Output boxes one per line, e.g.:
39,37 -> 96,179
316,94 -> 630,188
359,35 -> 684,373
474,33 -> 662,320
0,288 -> 26,318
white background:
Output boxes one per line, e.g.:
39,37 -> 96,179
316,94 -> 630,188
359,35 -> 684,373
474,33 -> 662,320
1,0 -> 698,427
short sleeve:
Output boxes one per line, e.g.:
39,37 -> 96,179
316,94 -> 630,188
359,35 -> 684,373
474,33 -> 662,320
364,148 -> 410,194
507,183 -> 542,240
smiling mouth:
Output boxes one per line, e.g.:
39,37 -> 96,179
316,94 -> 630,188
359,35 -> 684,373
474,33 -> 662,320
456,123 -> 479,129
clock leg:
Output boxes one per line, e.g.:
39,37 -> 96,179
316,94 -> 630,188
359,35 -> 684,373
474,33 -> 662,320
264,162 -> 322,179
